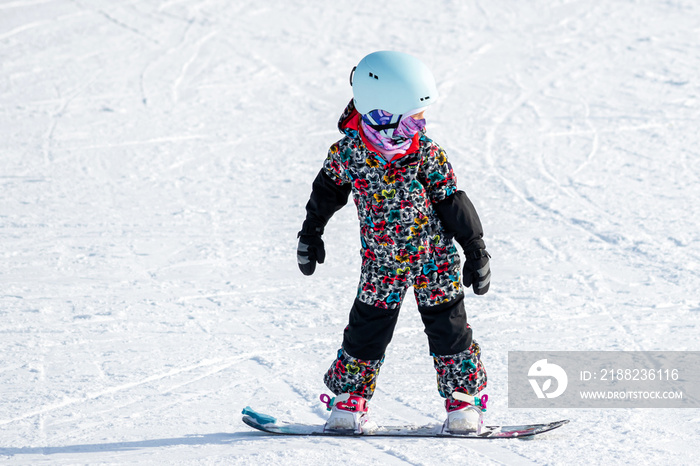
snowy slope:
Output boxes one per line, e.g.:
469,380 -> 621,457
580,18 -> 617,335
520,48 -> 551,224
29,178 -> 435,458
1,0 -> 699,464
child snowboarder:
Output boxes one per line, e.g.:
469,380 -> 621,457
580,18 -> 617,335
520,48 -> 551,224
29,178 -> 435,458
297,51 -> 491,433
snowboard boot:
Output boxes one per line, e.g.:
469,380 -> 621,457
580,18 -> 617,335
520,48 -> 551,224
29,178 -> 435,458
444,391 -> 488,434
321,393 -> 376,434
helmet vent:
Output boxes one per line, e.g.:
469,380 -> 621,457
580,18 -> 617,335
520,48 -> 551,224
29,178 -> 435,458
420,96 -> 431,101
369,72 -> 379,80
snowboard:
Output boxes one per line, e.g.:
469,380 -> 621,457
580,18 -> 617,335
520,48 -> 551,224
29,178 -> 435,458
242,407 -> 569,439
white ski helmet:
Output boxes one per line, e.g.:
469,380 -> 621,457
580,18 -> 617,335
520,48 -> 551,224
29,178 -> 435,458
350,51 -> 439,116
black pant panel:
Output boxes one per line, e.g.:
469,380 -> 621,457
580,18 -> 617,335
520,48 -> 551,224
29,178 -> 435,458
342,299 -> 401,360
418,294 -> 471,355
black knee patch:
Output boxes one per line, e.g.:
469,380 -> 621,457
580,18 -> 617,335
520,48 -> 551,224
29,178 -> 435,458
418,294 -> 471,355
342,299 -> 401,360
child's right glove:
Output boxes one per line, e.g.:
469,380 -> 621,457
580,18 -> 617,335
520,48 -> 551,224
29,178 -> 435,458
463,248 -> 491,295
297,230 -> 325,276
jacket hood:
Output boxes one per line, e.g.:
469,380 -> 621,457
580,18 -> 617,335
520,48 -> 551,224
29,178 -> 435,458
337,99 -> 360,135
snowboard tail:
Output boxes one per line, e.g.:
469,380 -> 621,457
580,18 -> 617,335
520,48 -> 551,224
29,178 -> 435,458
241,407 -> 568,439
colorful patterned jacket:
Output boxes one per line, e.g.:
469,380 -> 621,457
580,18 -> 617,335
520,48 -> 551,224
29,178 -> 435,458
301,100 -> 485,264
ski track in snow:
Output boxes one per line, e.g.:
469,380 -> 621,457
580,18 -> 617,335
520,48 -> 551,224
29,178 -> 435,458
1,0 -> 700,464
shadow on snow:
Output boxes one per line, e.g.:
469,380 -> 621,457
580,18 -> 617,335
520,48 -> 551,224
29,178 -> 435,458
0,431 -> 269,456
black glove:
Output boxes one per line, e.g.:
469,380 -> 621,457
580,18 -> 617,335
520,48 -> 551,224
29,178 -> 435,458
463,249 -> 491,295
297,233 -> 325,276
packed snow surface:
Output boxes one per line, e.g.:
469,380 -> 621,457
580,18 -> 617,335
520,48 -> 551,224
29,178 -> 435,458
1,0 -> 699,464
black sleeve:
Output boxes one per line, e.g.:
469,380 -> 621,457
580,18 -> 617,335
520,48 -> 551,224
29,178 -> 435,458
299,169 -> 352,236
433,190 -> 485,252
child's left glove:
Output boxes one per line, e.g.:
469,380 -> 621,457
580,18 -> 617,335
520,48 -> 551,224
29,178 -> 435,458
463,249 -> 491,295
297,232 -> 325,276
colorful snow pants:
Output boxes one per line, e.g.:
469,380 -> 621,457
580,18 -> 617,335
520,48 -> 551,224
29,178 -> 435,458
323,295 -> 487,400
432,341 -> 487,398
